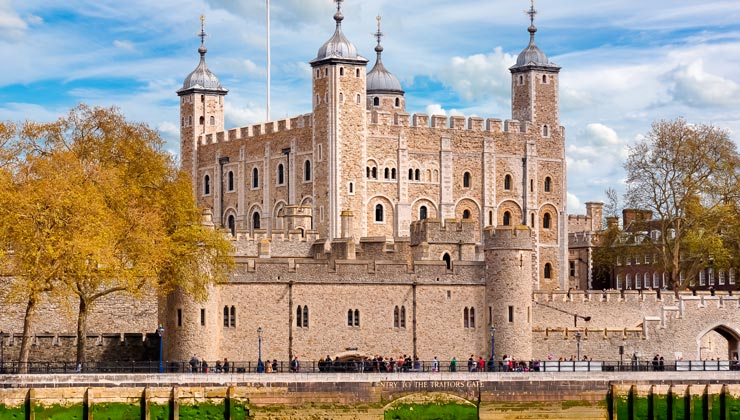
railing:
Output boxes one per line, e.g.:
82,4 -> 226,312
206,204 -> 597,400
0,359 -> 738,375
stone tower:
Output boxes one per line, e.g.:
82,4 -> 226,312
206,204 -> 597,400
509,2 -> 567,290
310,0 -> 369,240
484,226 -> 534,361
177,16 -> 228,189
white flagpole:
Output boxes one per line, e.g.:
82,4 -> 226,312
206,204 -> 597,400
266,0 -> 271,122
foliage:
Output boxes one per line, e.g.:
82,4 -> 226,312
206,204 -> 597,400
0,105 -> 234,365
623,118 -> 740,292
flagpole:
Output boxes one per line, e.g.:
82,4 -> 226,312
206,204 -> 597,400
266,0 -> 271,122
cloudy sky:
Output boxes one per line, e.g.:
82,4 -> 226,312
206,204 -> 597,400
2,0 -> 740,214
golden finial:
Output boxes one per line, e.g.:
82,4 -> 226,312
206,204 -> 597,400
377,15 -> 381,32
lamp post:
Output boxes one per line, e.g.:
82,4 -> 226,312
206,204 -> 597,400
489,325 -> 496,371
157,324 -> 164,374
575,332 -> 582,361
257,326 -> 264,373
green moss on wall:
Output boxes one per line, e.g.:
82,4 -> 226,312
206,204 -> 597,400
178,400 -> 227,420
149,403 -> 171,420
33,403 -> 84,420
91,402 -> 141,420
653,394 -> 670,420
0,404 -> 26,419
384,403 -> 477,420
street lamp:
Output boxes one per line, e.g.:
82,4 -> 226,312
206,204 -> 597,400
257,326 -> 264,373
489,325 -> 496,371
575,332 -> 582,361
157,324 -> 164,374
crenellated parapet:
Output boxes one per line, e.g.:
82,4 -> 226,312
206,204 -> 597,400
410,218 -> 478,246
367,111 -> 565,136
197,113 -> 313,146
483,225 -> 534,251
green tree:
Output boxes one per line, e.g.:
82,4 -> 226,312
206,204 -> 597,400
0,105 -> 234,366
624,118 -> 740,295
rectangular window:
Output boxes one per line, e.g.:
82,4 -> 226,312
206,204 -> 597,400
731,269 -> 736,285
177,309 -> 182,327
719,270 -> 726,286
645,254 -> 650,264
652,273 -> 659,289
616,256 -> 622,266
709,268 -> 715,286
662,273 -> 667,288
616,275 -> 622,289
318,144 -> 323,161
489,306 -> 492,325
626,257 -> 631,266
508,306 -> 514,323
320,206 -> 325,222
569,261 -> 575,277
200,309 -> 206,326
699,271 -> 706,286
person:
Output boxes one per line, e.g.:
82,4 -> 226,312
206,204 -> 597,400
223,358 -> 230,374
478,356 -> 485,372
201,359 -> 209,374
291,356 -> 300,372
272,359 -> 278,373
413,356 -> 420,371
450,357 -> 457,372
432,357 -> 439,373
189,354 -> 200,373
266,360 -> 273,373
487,357 -> 494,372
215,360 -> 222,373
652,354 -> 659,371
658,356 -> 665,371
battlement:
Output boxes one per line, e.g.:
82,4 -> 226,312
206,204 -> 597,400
197,114 -> 313,146
367,111 -> 566,135
483,225 -> 533,250
569,231 -> 596,247
410,218 -> 479,246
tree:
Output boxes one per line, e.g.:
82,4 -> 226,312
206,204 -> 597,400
0,105 -> 234,366
624,118 -> 740,295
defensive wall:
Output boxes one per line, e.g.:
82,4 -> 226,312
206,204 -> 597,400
2,372 -> 740,419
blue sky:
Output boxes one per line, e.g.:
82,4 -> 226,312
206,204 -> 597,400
3,0 -> 740,214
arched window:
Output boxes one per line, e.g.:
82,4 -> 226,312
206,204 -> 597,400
394,306 -> 399,328
373,97 -> 380,107
544,177 -> 551,192
462,209 -> 471,219
544,263 -> 552,279
635,273 -> 642,289
303,306 -> 309,327
354,309 -> 360,327
227,215 -> 235,236
356,94 -> 361,104
252,212 -> 261,230
188,115 -> 192,126
542,74 -> 547,83
375,204 -> 384,222
626,274 -> 632,289
347,310 -> 353,326
204,175 -> 211,195
395,97 -> 400,107
503,211 -> 511,226
340,67 -> 344,76
371,167 -> 377,179
400,306 -> 406,328
367,167 -> 371,178
489,211 -> 493,226
531,213 -> 535,227
230,306 -> 236,327
223,306 -> 229,327
543,213 -> 551,229
199,116 -> 205,125
391,168 -> 396,179
408,169 -> 414,180
414,169 -> 420,181
356,68 -> 361,77
463,172 -> 471,188
227,171 -> 234,191
543,125 -> 549,137
463,308 -> 469,328
252,168 -> 259,188
384,168 -> 389,179
339,92 -> 344,103
304,160 -> 311,181
296,306 -> 302,327
469,307 -> 475,328
443,253 -> 452,270
420,206 -> 428,220
210,116 -> 215,126
519,75 -> 524,84
277,164 -> 284,185
504,174 -> 512,190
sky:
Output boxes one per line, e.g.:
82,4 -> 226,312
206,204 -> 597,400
2,0 -> 740,214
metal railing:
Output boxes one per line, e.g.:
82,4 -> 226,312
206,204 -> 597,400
0,359 -> 737,375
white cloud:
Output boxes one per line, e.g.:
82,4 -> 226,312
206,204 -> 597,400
113,40 -> 135,52
0,0 -> 27,39
425,104 -> 446,116
436,47 -> 516,102
567,192 -> 583,214
225,102 -> 266,128
667,60 -> 740,107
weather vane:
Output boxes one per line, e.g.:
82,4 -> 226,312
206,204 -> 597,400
374,15 -> 384,45
526,0 -> 538,27
335,0 -> 344,12
198,15 -> 208,46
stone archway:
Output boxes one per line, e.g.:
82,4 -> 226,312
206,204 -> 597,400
698,325 -> 740,360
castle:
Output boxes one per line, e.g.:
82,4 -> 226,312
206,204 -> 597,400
1,1 -> 738,366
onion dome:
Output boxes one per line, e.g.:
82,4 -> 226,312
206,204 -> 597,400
367,16 -> 404,95
178,16 -> 228,94
311,0 -> 367,65
510,1 -> 560,71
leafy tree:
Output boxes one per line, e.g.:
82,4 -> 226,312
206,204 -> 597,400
624,118 -> 740,295
0,105 -> 234,366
